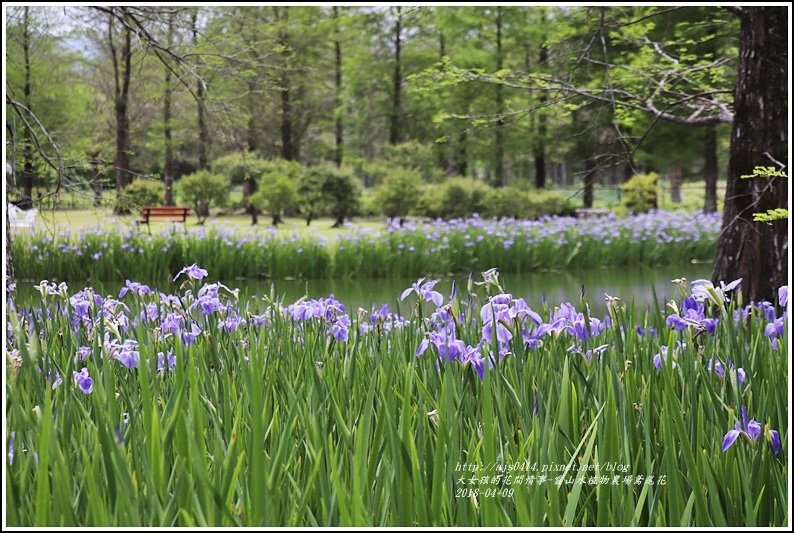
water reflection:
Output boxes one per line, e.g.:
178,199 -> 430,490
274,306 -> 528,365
13,264 -> 712,317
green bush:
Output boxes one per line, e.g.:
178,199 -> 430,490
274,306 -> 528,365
354,160 -> 392,188
416,178 -> 489,219
298,167 -> 327,225
358,189 -> 380,217
251,174 -> 298,226
118,179 -> 165,212
179,170 -> 230,224
528,190 -> 576,218
621,172 -> 659,213
374,167 -> 423,221
257,159 -> 304,214
383,141 -> 445,182
314,164 -> 361,226
482,187 -> 529,218
211,152 -> 270,186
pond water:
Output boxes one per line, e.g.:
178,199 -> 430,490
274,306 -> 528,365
12,263 -> 712,317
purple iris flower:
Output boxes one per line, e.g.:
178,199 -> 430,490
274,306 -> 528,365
157,349 -> 176,372
173,263 -> 208,282
118,280 -> 152,298
722,406 -> 780,454
401,278 -> 444,308
459,342 -> 486,380
48,369 -> 63,390
779,285 -> 788,308
635,326 -> 658,338
182,322 -> 202,344
112,340 -> 140,369
666,296 -> 718,334
653,344 -> 680,370
161,312 -> 185,336
512,298 -> 543,325
764,317 -> 785,351
331,315 -> 351,342
768,429 -> 781,455
142,303 -> 159,322
8,431 -> 15,465
220,313 -> 245,332
482,321 -> 513,344
251,314 -> 269,327
691,278 -> 742,306
72,300 -> 91,321
707,357 -> 746,387
75,345 -> 92,362
194,295 -> 222,315
73,367 -> 93,394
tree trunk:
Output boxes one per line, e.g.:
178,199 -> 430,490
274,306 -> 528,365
247,80 -> 258,153
333,7 -> 343,166
534,40 -> 548,189
669,161 -> 682,203
90,154 -> 102,207
243,177 -> 259,225
389,7 -> 402,145
278,9 -> 294,161
6,202 -> 14,290
20,6 -> 34,210
192,11 -> 209,170
110,12 -> 133,215
456,129 -> 468,176
583,158 -> 596,208
271,213 -> 283,226
280,77 -> 293,160
493,7 -> 505,188
712,7 -> 788,301
163,12 -> 175,206
703,126 -> 718,213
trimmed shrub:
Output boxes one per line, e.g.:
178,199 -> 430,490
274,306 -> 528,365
417,178 -> 489,219
375,167 -> 423,222
179,170 -> 230,224
211,152 -> 270,186
119,180 -> 165,212
251,174 -> 298,226
621,172 -> 659,213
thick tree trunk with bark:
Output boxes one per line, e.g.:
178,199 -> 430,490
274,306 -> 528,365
110,13 -> 133,215
712,7 -> 788,301
703,126 -> 718,213
192,11 -> 209,170
163,13 -> 175,206
90,154 -> 102,207
456,129 -> 468,176
583,158 -> 596,208
389,7 -> 402,145
333,7 -> 343,166
20,6 -> 34,210
278,9 -> 294,161
243,177 -> 259,225
493,7 -> 505,188
534,42 -> 548,189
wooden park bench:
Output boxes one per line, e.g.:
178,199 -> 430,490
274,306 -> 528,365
136,206 -> 191,233
575,207 -> 611,219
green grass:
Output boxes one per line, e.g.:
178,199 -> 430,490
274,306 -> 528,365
5,273 -> 787,526
30,207 -> 383,241
11,211 -> 721,282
